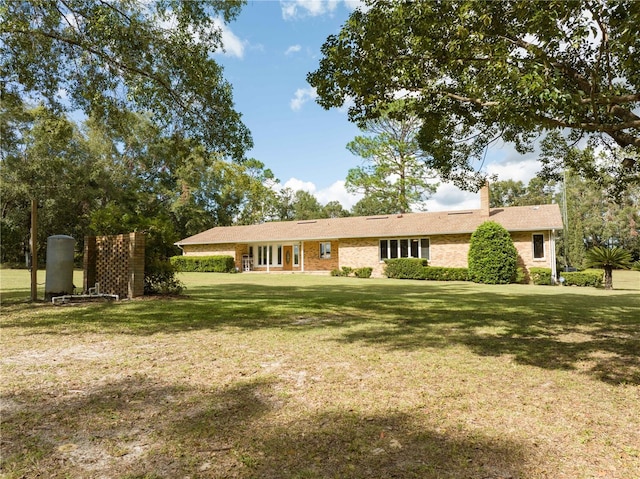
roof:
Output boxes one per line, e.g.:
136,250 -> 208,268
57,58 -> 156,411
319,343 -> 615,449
176,204 -> 563,246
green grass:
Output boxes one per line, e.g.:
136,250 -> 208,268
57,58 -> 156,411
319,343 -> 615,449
1,270 -> 639,478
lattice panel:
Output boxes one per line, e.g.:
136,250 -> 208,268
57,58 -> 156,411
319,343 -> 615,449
96,235 -> 130,298
84,233 -> 145,299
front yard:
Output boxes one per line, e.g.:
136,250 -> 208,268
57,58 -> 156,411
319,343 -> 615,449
1,270 -> 639,478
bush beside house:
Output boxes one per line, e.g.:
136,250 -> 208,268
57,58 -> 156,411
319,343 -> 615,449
561,270 -> 603,287
331,266 -> 373,278
422,266 -> 469,281
530,267 -> 553,285
171,255 -> 235,273
384,258 -> 428,279
468,221 -> 518,284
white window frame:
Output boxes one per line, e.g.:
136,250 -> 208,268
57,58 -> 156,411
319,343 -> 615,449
293,244 -> 300,266
256,244 -> 283,266
320,242 -> 331,259
532,233 -> 545,260
379,238 -> 430,261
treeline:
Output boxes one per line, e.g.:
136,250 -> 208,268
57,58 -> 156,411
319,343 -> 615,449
489,177 -> 640,268
1,101 -> 285,265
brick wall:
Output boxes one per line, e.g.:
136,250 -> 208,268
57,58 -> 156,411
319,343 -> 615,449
339,238 -> 383,277
302,240 -> 339,271
84,232 -> 145,299
429,234 -> 472,268
512,231 -> 552,275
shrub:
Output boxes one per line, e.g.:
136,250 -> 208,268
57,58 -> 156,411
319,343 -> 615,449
353,267 -> 373,278
170,255 -> 235,273
468,221 -> 518,284
633,260 -> 640,271
514,267 -> 527,284
341,266 -> 353,276
529,267 -> 553,285
422,267 -> 469,281
145,258 -> 184,295
561,270 -> 603,288
384,258 -> 428,279
331,266 -> 355,277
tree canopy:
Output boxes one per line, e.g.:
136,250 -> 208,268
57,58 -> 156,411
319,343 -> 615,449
1,0 -> 251,160
0,104 -> 275,265
345,113 -> 438,213
308,0 -> 640,190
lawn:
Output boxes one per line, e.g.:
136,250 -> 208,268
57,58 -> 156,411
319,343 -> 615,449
1,269 -> 639,478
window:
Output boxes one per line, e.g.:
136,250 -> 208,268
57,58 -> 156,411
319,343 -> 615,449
533,234 -> 545,259
293,245 -> 300,266
380,238 -> 430,260
320,242 -> 331,259
420,239 -> 430,260
256,244 -> 283,266
390,239 -> 398,258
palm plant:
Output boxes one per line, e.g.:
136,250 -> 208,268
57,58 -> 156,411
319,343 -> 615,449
585,246 -> 632,290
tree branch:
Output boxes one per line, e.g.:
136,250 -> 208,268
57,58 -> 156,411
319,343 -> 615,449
444,92 -> 499,107
11,27 -> 188,113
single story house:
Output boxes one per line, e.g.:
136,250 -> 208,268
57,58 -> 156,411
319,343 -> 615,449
175,184 -> 564,280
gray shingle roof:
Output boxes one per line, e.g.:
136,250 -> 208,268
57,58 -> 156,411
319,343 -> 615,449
176,204 -> 563,246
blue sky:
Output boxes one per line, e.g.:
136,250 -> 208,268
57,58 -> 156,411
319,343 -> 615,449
214,0 -> 542,211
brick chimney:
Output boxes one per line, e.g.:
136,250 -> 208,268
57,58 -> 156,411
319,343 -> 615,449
480,181 -> 490,217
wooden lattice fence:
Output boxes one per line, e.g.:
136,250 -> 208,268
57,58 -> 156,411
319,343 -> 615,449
84,232 -> 145,299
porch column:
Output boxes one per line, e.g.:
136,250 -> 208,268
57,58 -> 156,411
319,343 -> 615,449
550,229 -> 557,284
301,242 -> 305,272
267,244 -> 270,273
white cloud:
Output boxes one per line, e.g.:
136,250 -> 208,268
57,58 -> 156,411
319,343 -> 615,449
285,44 -> 302,55
283,177 -> 317,193
424,183 -> 479,212
278,178 -> 361,210
290,87 -> 318,111
486,158 -> 541,184
212,18 -> 246,58
316,180 -> 362,208
281,0 -> 339,20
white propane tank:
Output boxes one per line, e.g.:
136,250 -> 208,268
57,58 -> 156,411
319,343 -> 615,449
44,235 -> 75,300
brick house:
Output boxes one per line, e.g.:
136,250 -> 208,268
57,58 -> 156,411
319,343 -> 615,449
175,184 -> 564,280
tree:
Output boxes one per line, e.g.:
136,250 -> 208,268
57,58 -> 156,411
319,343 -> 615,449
308,0 -> 640,192
468,221 -> 518,284
345,113 -> 438,213
0,104 -> 99,264
585,246 -> 632,289
292,190 -> 325,220
489,180 -> 527,208
323,200 -> 350,218
558,169 -> 640,268
1,0 -> 251,160
350,195 -> 398,216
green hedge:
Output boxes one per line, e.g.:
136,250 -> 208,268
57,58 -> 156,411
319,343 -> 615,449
170,255 -> 235,273
529,267 -> 553,285
384,258 -> 428,279
353,267 -> 373,278
561,270 -> 603,288
423,266 -> 469,281
331,266 -> 372,278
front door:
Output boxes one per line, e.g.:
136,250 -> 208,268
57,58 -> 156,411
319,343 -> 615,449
283,245 -> 293,271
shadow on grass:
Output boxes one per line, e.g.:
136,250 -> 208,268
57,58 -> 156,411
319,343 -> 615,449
2,280 -> 639,385
1,374 -> 534,479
